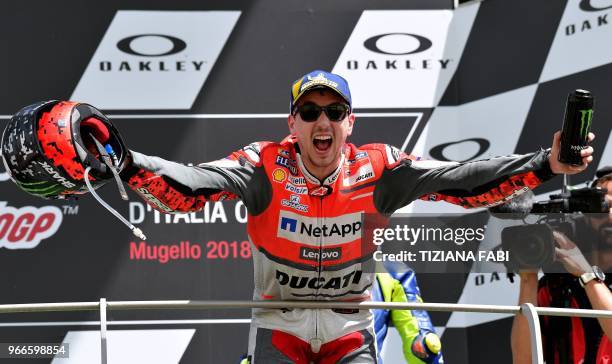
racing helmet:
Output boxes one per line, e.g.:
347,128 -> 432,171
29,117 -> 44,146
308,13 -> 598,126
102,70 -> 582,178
1,100 -> 128,199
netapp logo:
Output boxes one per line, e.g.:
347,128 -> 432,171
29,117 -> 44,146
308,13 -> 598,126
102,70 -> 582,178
300,246 -> 342,261
71,11 -> 240,110
278,211 -> 362,246
280,218 -> 361,238
580,0 -> 612,11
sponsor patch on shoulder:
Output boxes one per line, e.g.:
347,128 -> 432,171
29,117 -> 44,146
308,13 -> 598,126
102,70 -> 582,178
354,151 -> 368,160
343,163 -> 374,186
348,151 -> 369,164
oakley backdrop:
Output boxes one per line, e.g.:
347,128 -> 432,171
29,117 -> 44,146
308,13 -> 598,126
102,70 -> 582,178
1,0 -> 611,363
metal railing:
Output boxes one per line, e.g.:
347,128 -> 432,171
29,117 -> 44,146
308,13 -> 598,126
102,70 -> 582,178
1,299 -> 611,364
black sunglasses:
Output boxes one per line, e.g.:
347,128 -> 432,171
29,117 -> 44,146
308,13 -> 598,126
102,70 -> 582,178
292,102 -> 350,122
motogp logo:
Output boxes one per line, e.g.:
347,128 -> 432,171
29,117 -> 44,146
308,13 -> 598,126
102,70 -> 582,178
0,202 -> 63,249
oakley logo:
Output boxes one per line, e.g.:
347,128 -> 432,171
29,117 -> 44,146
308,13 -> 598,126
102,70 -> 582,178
71,11 -> 239,109
429,138 -> 491,163
579,0 -> 612,11
364,33 -> 433,55
117,34 -> 187,57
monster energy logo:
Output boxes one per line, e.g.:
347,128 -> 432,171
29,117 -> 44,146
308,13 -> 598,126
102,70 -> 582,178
579,109 -> 593,138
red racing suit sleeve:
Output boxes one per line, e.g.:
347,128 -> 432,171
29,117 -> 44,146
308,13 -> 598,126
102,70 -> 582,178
119,142 -> 272,214
371,144 -> 555,214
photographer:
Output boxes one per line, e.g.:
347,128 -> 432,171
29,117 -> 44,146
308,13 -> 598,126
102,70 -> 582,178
510,168 -> 612,364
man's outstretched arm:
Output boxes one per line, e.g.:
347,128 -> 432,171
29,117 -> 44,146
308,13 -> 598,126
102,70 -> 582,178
120,142 -> 272,214
374,131 -> 594,214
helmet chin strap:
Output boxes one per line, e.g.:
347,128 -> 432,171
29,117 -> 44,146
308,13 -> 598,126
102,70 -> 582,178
84,134 -> 146,241
88,133 -> 127,200
84,166 -> 146,241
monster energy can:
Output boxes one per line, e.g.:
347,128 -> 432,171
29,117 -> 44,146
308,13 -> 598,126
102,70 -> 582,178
558,89 -> 594,165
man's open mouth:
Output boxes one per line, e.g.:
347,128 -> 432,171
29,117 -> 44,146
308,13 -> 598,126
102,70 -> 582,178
313,135 -> 333,152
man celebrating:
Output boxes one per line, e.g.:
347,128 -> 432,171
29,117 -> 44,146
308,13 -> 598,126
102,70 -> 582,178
1,70 -> 594,363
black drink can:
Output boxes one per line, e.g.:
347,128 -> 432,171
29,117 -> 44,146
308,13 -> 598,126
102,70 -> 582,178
558,89 -> 594,165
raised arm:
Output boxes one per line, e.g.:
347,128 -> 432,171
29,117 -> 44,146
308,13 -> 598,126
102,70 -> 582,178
373,132 -> 594,214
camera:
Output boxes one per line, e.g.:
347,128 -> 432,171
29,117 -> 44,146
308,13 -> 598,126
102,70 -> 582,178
499,187 -> 609,271
530,187 -> 608,214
